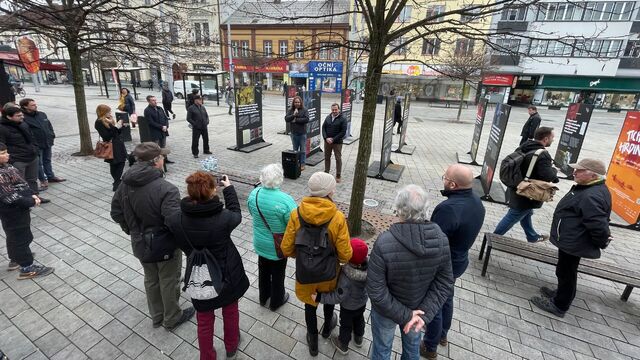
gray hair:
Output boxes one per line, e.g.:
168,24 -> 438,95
394,184 -> 429,221
260,163 -> 284,189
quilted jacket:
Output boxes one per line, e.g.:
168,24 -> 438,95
247,186 -> 297,260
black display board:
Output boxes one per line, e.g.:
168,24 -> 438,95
456,99 -> 487,166
135,115 -> 152,143
553,103 -> 594,179
342,89 -> 359,145
475,103 -> 510,203
228,85 -> 271,153
368,96 -> 404,182
393,95 -> 415,154
279,86 -> 303,135
304,90 -> 324,165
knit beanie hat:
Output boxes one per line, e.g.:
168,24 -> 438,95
350,238 -> 368,265
308,172 -> 336,198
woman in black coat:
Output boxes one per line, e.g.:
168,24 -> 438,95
94,104 -> 127,191
165,171 -> 249,360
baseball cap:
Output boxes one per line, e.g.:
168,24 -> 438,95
569,158 -> 607,176
133,142 -> 170,161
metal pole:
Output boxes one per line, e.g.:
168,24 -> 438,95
227,22 -> 234,87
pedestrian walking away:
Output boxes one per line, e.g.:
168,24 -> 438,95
161,83 -> 176,119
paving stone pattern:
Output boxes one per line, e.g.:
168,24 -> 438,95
0,85 -> 639,359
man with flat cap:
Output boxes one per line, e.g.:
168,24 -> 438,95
531,158 -> 612,318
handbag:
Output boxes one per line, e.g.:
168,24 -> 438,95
256,189 -> 285,259
94,140 -> 113,160
516,149 -> 559,202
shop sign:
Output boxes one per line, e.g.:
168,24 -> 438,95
222,58 -> 288,73
382,63 -> 441,77
482,74 -> 515,87
308,61 -> 343,75
541,75 -> 640,92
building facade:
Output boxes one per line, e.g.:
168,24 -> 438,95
487,1 -> 640,110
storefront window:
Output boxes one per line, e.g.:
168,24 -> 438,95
602,93 -> 637,109
541,90 -> 575,106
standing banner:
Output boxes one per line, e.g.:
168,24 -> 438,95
367,96 -> 404,182
457,99 -> 487,166
304,90 -> 324,165
553,103 -> 594,178
342,89 -> 358,144
279,86 -> 303,135
606,111 -> 640,230
477,103 -> 510,203
228,85 -> 271,153
393,95 -> 415,154
16,37 -> 40,73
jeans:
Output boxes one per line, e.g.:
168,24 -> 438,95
290,133 -> 307,165
1,209 -> 34,267
304,303 -> 335,335
553,249 -> 581,312
371,309 -> 421,360
141,249 -> 183,327
13,158 -> 39,194
338,305 -> 366,346
258,256 -> 287,309
38,147 -> 54,182
493,208 -> 540,242
197,301 -> 240,360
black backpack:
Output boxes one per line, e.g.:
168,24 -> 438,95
294,209 -> 337,284
499,149 -> 546,188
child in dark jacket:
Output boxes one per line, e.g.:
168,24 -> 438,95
0,142 -> 53,279
312,238 -> 369,355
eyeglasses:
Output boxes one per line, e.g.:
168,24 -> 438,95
441,175 -> 455,184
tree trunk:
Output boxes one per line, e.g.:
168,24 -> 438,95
456,79 -> 466,122
346,45 -> 385,235
68,43 -> 94,155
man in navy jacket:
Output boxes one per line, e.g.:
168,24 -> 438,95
421,164 -> 485,359
144,95 -> 174,164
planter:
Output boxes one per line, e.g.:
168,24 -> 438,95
548,105 -> 562,110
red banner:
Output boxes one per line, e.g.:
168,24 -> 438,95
223,58 -> 288,73
482,74 -> 515,86
606,111 -> 640,225
16,37 -> 40,73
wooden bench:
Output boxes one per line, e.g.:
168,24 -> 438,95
478,233 -> 640,302
212,170 -> 260,188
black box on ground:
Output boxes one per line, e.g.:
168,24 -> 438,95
282,150 -> 301,179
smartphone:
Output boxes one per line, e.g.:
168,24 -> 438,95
217,175 -> 227,186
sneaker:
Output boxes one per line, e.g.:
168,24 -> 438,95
269,292 -> 289,311
540,286 -> 557,299
320,313 -> 337,338
7,261 -> 20,271
531,235 -> 549,243
331,336 -> 349,355
420,342 -> 438,359
439,337 -> 448,346
166,306 -> 196,330
18,264 -> 54,280
531,296 -> 565,318
353,335 -> 363,348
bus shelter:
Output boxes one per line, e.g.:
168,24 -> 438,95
178,71 -> 227,108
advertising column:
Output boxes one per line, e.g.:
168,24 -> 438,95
553,103 -> 595,178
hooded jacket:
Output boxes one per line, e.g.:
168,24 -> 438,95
281,196 -> 353,305
165,186 -> 250,311
284,108 -> 310,135
367,221 -> 453,326
507,140 -> 559,210
317,262 -> 368,310
247,186 -> 297,260
0,163 -> 35,212
550,180 -> 611,259
23,110 -> 55,149
0,117 -> 38,163
110,163 -> 180,244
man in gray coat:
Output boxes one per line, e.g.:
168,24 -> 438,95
111,142 -> 194,329
367,184 -> 454,360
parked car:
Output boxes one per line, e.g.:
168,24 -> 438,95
173,80 -> 219,100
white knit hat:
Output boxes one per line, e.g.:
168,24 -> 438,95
308,172 -> 336,198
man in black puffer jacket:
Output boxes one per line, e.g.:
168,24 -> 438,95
531,158 -> 612,318
494,126 -> 559,243
367,184 -> 453,359
520,105 -> 541,145
322,103 -> 348,182
111,142 -> 195,330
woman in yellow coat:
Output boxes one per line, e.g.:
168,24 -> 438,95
281,172 -> 352,357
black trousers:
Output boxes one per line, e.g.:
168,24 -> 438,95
110,162 -> 125,188
258,256 -> 287,309
191,128 -> 210,156
338,305 -> 366,345
163,102 -> 174,117
553,249 -> 581,312
304,303 -> 335,335
1,209 -> 34,267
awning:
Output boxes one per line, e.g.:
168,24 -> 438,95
540,75 -> 640,92
0,51 -> 67,72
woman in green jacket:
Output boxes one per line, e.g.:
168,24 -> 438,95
247,163 -> 297,311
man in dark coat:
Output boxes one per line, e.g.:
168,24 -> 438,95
20,98 -> 65,190
367,184 -> 453,359
531,158 -> 612,318
143,95 -> 174,164
0,106 -> 48,203
394,97 -> 403,134
421,165 -> 485,359
520,105 -> 541,145
161,84 -> 175,119
494,126 -> 558,243
322,103 -> 348,182
111,142 -> 194,329
186,95 -> 211,158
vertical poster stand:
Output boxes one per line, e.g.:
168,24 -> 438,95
278,87 -> 302,135
342,89 -> 359,145
553,103 -> 594,180
227,85 -> 272,153
472,103 -> 511,204
606,111 -> 640,231
115,112 -> 133,142
392,95 -> 415,154
367,96 -> 405,182
457,99 -> 488,166
304,90 -> 324,166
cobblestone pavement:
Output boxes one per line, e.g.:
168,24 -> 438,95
1,84 -> 639,360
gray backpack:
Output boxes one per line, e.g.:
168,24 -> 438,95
294,209 -> 336,284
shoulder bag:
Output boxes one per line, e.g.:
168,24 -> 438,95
516,149 -> 559,202
94,129 -> 113,160
256,189 -> 285,259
